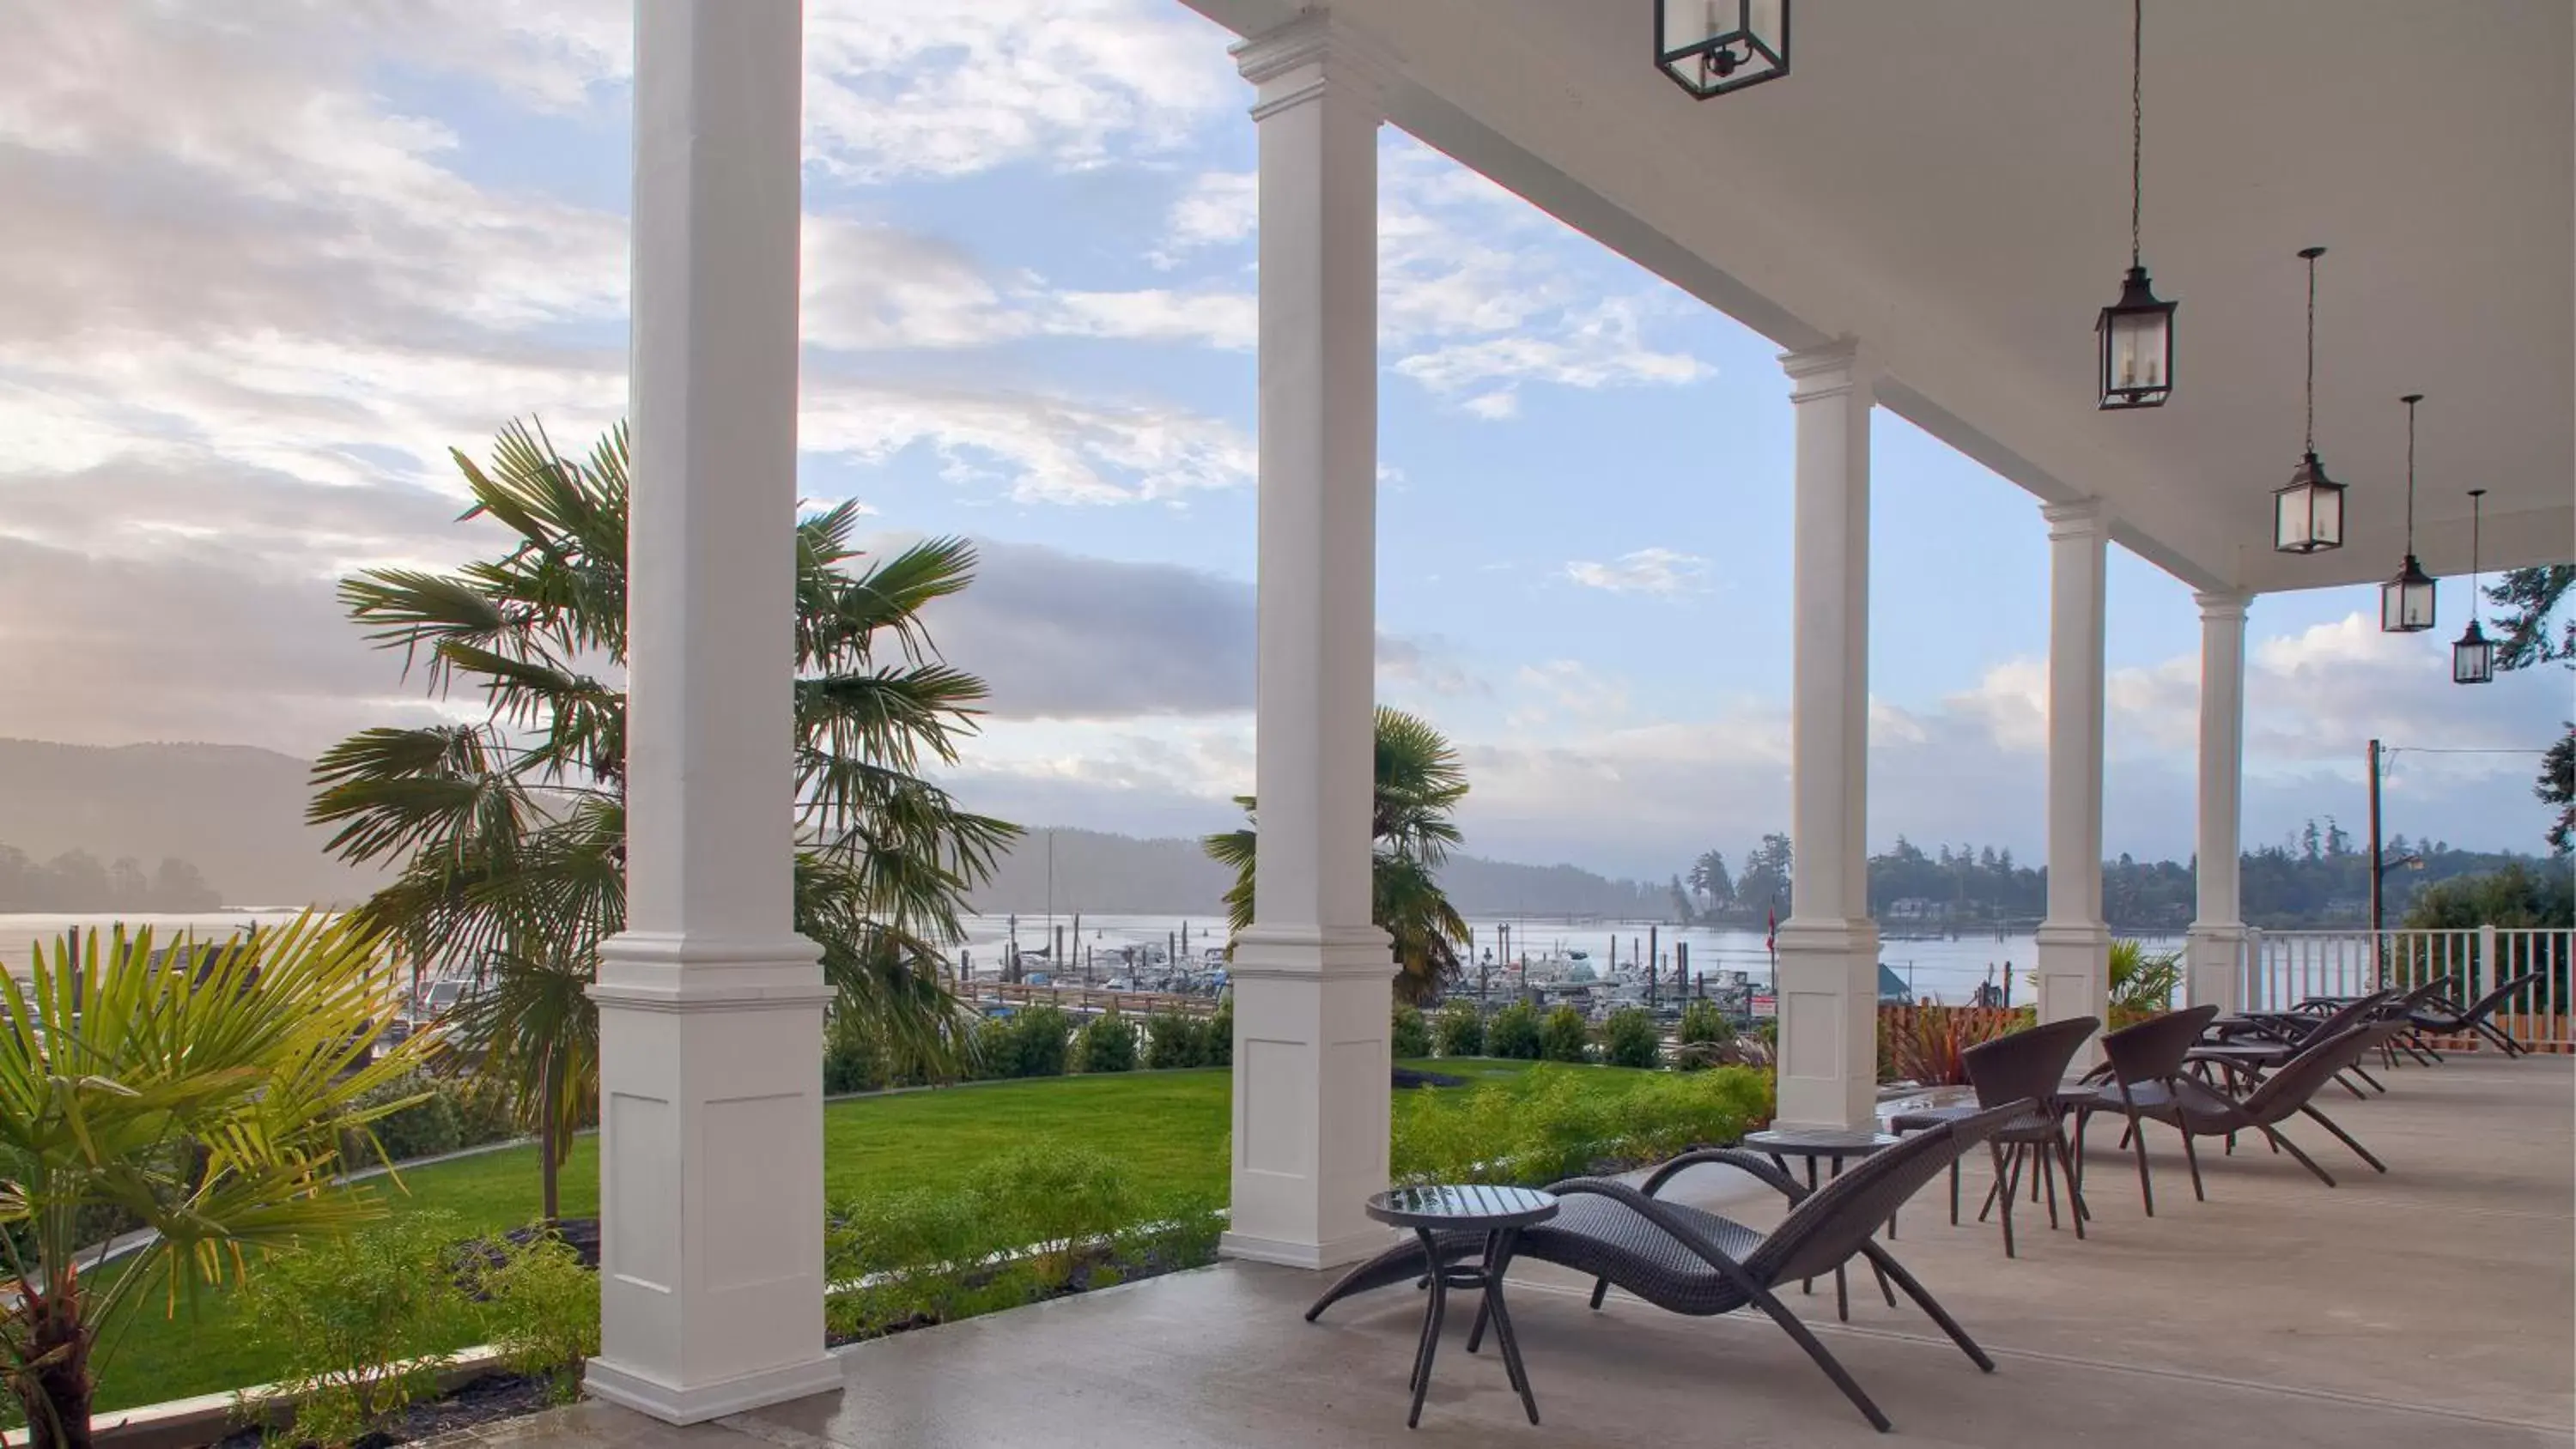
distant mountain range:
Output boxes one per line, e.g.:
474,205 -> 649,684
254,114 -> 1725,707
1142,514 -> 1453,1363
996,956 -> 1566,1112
0,739 -> 1674,919
0,738 -> 387,907
967,826 -> 1671,919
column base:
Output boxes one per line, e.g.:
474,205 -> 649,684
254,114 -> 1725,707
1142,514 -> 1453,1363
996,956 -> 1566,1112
2034,920 -> 2111,1028
587,931 -> 835,1426
1226,923 -> 1393,1270
2185,922 -> 2248,1016
585,1349 -> 844,1426
1771,917 -> 1880,1131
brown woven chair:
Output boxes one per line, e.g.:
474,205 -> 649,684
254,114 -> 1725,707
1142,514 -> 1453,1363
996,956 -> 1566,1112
2073,1003 -> 2219,1216
1958,1016 -> 2099,1258
1307,1101 -> 2032,1434
2142,1022 -> 2397,1188
2409,971 -> 2544,1058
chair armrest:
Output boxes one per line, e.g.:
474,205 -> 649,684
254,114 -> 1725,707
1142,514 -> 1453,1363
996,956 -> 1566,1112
1627,1148 -> 1811,1204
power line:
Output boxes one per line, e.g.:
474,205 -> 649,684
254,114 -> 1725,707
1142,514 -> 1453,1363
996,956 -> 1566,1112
2384,746 -> 2549,757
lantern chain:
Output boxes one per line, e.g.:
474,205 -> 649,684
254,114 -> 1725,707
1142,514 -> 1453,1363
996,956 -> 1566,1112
2130,0 -> 2143,268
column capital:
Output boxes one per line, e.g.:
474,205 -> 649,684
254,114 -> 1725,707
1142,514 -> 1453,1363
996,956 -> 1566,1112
1232,12 -> 1397,119
2041,496 -> 2113,539
1778,336 -> 1873,402
2192,589 -> 2252,621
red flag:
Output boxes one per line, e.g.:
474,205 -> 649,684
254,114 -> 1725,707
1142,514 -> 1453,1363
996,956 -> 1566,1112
1765,908 -> 1777,954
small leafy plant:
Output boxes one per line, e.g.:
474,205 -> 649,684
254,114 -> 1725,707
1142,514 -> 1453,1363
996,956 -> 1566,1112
1142,1010 -> 1209,1069
1601,1007 -> 1661,1069
1485,1001 -> 1543,1059
1540,1004 -> 1593,1064
1389,1004 -> 1432,1058
237,1214 -> 478,1448
1073,1010 -> 1138,1074
474,1230 -> 601,1404
1433,1003 -> 1485,1057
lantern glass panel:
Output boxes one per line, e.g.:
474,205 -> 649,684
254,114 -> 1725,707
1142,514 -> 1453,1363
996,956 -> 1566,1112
2452,626 -> 2494,685
2380,566 -> 2437,633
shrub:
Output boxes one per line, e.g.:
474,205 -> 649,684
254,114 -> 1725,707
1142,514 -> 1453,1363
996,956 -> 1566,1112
238,1214 -> 477,1448
1433,1003 -> 1486,1058
347,1071 -> 465,1164
971,1144 -> 1137,1291
1389,1004 -> 1432,1059
1112,1191 -> 1226,1278
823,1014 -> 884,1094
1601,1007 -> 1661,1070
1485,1001 -> 1542,1059
1883,1005 -> 2030,1086
475,1230 -> 600,1404
444,1074 -> 521,1148
825,1187 -> 1018,1339
1540,1004 -> 1592,1064
974,1004 -> 1072,1080
1206,997 -> 1234,1067
1074,1010 -> 1139,1073
1143,1009 -> 1209,1070
1390,1064 -> 1771,1186
1678,998 -> 1727,1045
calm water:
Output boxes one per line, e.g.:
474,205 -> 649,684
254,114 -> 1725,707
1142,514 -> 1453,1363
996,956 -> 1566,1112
3,911 -> 2178,1007
953,912 -> 2178,1007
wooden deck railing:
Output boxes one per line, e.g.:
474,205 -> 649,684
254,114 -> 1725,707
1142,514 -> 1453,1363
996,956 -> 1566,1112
968,980 -> 1223,1019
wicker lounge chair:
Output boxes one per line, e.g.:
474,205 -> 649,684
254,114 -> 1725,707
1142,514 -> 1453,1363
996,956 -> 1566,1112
1307,1100 -> 2029,1434
2407,971 -> 2544,1058
2141,1022 -> 2398,1188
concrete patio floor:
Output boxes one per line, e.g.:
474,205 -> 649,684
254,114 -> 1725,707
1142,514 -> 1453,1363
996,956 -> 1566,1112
441,1053 -> 2572,1448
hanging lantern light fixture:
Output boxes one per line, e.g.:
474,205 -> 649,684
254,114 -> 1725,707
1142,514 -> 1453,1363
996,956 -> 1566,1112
2379,393 -> 2437,633
2273,246 -> 2347,554
1654,0 -> 1789,100
2451,488 -> 2494,685
2097,0 -> 2175,409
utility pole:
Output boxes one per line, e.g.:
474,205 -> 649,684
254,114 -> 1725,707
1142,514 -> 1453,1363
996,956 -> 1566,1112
2367,737 -> 2385,938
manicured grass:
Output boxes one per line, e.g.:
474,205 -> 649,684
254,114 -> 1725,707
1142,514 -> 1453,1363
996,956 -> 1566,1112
89,1059 -> 1572,1412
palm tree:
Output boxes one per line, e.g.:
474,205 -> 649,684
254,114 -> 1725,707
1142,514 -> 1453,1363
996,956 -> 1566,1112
309,419 -> 1018,1220
0,917 -> 430,1449
1206,706 -> 1472,1004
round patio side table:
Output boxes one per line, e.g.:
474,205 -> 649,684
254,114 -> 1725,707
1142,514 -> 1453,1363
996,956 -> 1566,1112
1741,1127 -> 1903,1321
1363,1184 -> 1558,1429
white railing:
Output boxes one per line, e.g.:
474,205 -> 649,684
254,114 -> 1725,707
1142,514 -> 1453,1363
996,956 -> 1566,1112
2240,925 -> 2576,1048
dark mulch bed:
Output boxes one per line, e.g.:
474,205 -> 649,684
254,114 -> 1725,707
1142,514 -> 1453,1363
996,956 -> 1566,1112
205,1372 -> 557,1449
1391,1067 -> 1467,1090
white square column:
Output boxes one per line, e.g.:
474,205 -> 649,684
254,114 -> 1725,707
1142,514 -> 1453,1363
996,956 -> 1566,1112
1220,14 -> 1398,1271
2185,591 -> 2251,1014
585,0 -> 840,1423
2035,500 -> 2113,1029
1773,340 -> 1880,1132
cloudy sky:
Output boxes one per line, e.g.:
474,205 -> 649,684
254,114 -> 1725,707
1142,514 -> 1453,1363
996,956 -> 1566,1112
3,1 -> 2566,880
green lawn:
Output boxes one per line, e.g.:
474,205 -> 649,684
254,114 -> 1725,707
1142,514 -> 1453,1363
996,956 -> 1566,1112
89,1060 -> 1576,1412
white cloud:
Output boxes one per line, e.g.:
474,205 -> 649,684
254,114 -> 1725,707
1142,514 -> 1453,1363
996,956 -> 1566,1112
1049,289 -> 1257,349
803,0 -> 1236,181
803,379 -> 1254,506
1152,170 -> 1258,266
1564,548 -> 1710,597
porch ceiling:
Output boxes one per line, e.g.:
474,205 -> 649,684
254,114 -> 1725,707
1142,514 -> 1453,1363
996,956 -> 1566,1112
1185,0 -> 2575,596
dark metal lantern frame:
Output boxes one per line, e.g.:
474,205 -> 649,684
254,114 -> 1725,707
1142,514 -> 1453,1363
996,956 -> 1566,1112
1654,0 -> 1789,100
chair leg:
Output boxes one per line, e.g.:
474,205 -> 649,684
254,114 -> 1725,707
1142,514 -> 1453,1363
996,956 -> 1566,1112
1947,1158 -> 1960,1227
1996,1144 -> 2020,1258
2053,1132 -> 2088,1238
2299,1104 -> 2388,1173
2258,1124 -> 2338,1187
2403,1032 -> 2445,1064
2127,1107 -> 2156,1217
2178,1119 -> 2206,1202
1307,1236 -> 1431,1321
2472,1020 -> 2525,1056
2037,1141 -> 2061,1231
1861,1243 -> 1996,1373
1747,1288 -> 1894,1434
1588,1277 -> 1611,1311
